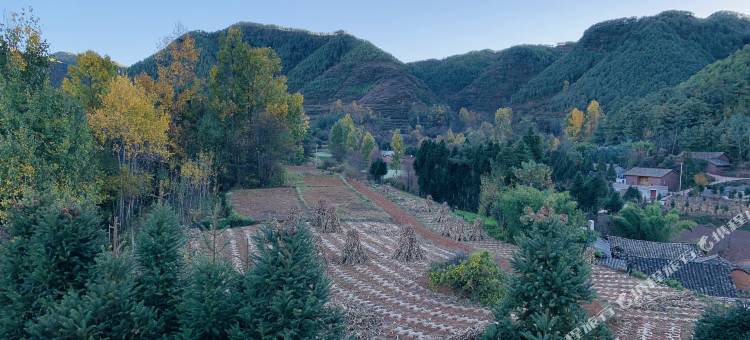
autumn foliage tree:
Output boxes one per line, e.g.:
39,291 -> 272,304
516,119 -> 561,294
0,10 -> 100,221
89,75 -> 170,229
565,100 -> 603,142
391,129 -> 404,170
61,51 -> 118,113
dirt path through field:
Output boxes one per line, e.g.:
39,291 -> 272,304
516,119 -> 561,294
348,179 -> 475,254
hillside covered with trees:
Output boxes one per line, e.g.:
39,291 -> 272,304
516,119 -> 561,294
604,42 -> 750,159
128,23 -> 437,120
52,11 -> 750,143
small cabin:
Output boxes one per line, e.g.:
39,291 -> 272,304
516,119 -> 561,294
677,151 -> 731,174
623,167 -> 679,198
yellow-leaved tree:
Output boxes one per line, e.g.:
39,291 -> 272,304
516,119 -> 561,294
62,51 -> 118,113
585,100 -> 603,138
565,107 -> 585,142
494,107 -> 513,141
89,75 -> 170,230
391,129 -> 404,170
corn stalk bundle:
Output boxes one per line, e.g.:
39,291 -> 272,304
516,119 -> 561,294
392,225 -> 425,262
339,229 -> 368,265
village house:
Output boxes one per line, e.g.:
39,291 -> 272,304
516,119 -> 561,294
677,151 -> 731,174
596,236 -> 749,298
613,167 -> 679,201
380,150 -> 394,163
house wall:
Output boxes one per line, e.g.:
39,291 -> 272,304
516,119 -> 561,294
705,163 -> 729,174
624,172 -> 679,191
730,269 -> 750,292
662,172 -> 679,191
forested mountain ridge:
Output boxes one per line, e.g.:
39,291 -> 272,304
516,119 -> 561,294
48,51 -> 77,87
66,10 -> 750,136
512,10 -> 750,118
127,22 -> 437,119
603,42 -> 750,155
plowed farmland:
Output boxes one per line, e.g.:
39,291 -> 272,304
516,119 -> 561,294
372,183 -> 709,340
228,187 -> 301,221
203,166 -> 709,339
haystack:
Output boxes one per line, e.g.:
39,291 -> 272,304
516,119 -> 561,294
466,218 -> 486,241
283,206 -> 301,228
321,206 -> 342,233
311,233 -> 329,267
313,200 -> 329,228
433,202 -> 450,224
425,195 -> 434,212
392,225 -> 425,262
339,229 -> 368,265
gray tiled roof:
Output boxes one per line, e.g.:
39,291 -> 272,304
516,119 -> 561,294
598,257 -> 628,271
608,236 -> 703,260
680,151 -> 726,160
593,238 -> 611,258
627,256 -> 739,297
623,167 -> 674,178
707,158 -> 730,167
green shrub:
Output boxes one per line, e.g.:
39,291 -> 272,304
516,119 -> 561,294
694,303 -> 750,340
631,271 -> 648,280
453,210 -> 507,241
428,251 -> 506,306
662,279 -> 683,290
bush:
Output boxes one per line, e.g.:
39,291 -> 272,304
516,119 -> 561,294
612,203 -> 695,242
662,279 -> 683,290
368,159 -> 388,182
428,250 -> 506,306
694,303 -> 750,340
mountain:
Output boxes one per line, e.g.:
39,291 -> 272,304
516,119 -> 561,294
48,51 -> 77,87
511,10 -> 750,117
128,22 -> 436,125
124,11 -> 750,135
407,49 -> 500,100
407,46 -> 565,113
604,42 -> 750,147
449,45 -> 564,113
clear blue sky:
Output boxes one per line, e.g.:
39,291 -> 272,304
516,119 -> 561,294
5,0 -> 750,66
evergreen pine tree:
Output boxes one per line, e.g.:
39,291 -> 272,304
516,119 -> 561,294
0,199 -> 104,338
569,172 -> 586,205
135,205 -> 184,335
28,253 -> 158,339
483,210 -> 611,339
693,303 -> 750,340
232,222 -> 343,338
605,164 -> 617,181
604,191 -> 624,213
178,257 -> 241,339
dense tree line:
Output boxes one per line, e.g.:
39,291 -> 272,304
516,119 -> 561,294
605,43 -> 750,160
0,200 -> 340,338
1,12 -> 340,338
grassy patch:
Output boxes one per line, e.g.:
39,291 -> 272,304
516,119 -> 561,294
453,210 -> 508,241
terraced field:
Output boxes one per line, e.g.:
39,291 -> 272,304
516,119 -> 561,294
203,166 -> 710,339
372,183 -> 708,340
189,221 -> 494,338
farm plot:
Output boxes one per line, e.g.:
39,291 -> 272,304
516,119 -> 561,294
228,188 -> 301,221
370,184 -> 708,340
296,171 -> 391,222
191,221 -> 494,338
